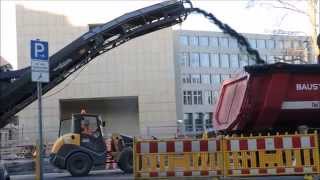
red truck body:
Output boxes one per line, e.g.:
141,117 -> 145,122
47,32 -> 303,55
214,63 -> 320,131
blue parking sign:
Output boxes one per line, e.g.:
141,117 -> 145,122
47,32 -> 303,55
31,40 -> 49,60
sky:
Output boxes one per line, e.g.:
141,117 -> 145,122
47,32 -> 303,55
0,0 -> 318,69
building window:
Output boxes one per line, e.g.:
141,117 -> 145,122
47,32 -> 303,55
230,54 -> 239,68
293,41 -> 302,49
202,74 -> 210,84
183,113 -> 193,132
183,91 -> 192,105
294,59 -> 301,64
191,74 -> 201,84
193,91 -> 203,105
275,55 -> 284,62
220,74 -> 230,82
249,39 -> 257,48
210,54 -> 220,67
267,55 -> 275,64
239,54 -> 249,67
182,74 -> 191,84
179,53 -> 189,67
210,37 -> 219,48
284,55 -> 291,61
180,35 -> 188,46
200,53 -> 210,67
229,38 -> 238,49
220,54 -> 229,68
212,91 -> 220,104
257,39 -> 266,49
267,39 -> 275,49
219,37 -> 229,48
190,53 -> 200,67
284,40 -> 292,49
211,74 -> 220,84
199,36 -> 209,47
194,112 -> 204,132
189,36 -> 199,46
204,91 -> 213,105
276,40 -> 284,49
205,112 -> 213,129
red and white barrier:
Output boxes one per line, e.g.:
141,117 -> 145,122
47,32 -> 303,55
136,139 -> 220,153
226,135 -> 315,152
228,167 -> 317,176
136,170 -> 222,178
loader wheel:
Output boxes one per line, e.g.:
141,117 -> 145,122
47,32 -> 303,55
67,152 -> 92,177
118,147 -> 133,174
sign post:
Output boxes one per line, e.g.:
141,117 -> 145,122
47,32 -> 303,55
31,39 -> 49,180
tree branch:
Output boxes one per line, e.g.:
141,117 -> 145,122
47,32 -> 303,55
261,3 -> 308,15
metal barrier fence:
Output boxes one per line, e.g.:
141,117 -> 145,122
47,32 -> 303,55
0,143 -> 53,160
133,131 -> 320,179
223,132 -> 319,177
134,137 -> 223,178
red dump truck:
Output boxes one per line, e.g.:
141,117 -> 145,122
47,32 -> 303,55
214,63 -> 320,132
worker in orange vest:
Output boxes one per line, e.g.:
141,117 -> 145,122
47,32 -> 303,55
80,109 -> 93,135
81,119 -> 92,135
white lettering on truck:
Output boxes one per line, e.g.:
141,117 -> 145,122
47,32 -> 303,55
296,83 -> 320,91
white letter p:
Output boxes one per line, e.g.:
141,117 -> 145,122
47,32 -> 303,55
35,43 -> 44,58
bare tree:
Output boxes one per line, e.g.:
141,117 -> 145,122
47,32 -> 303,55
247,0 -> 319,63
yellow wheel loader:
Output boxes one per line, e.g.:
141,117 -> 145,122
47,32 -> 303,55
49,114 -> 133,176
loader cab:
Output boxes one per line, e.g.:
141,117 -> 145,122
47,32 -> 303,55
50,113 -> 107,176
59,113 -> 106,153
59,114 -> 104,136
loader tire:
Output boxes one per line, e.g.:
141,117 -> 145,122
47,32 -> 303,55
67,152 -> 92,177
118,147 -> 133,174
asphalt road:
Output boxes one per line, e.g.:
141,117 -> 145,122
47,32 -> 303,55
10,170 -> 318,180
10,170 -> 133,180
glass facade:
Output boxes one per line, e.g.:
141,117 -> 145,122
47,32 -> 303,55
183,112 -> 213,132
201,74 -> 210,84
190,53 -> 200,67
230,54 -> 239,68
257,39 -> 266,49
193,91 -> 203,105
267,39 -> 275,49
191,74 -> 201,84
249,39 -> 257,48
220,54 -> 229,68
211,74 -> 220,84
204,91 -> 213,105
210,54 -> 220,67
189,36 -> 199,46
180,35 -> 188,46
219,37 -> 228,48
199,36 -> 209,47
200,53 -> 210,67
179,53 -> 189,67
229,38 -> 238,49
210,37 -> 219,48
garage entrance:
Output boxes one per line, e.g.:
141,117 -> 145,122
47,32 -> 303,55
59,97 -> 139,136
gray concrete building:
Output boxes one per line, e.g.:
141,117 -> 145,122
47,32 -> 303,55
173,30 -> 311,134
13,5 -> 312,144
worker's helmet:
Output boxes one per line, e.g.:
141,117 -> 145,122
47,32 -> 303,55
80,109 -> 87,114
